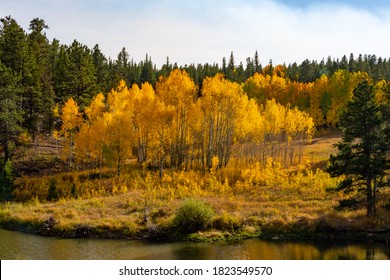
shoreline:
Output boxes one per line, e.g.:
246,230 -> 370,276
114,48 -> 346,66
1,218 -> 389,244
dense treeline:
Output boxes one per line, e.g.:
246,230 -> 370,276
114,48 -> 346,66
1,15 -> 390,165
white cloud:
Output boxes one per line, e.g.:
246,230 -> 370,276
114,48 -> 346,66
2,0 -> 390,67
215,1 -> 390,65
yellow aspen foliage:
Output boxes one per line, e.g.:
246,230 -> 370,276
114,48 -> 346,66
242,69 -> 371,128
249,99 -> 315,166
374,80 -> 390,104
310,75 -> 329,127
243,72 -> 268,103
74,93 -> 108,171
52,130 -> 60,140
235,96 -> 263,143
243,72 -> 287,105
61,98 -> 82,133
60,97 -> 82,166
62,72 -> 317,195
73,80 -> 135,176
263,99 -> 286,137
105,109 -> 133,177
52,103 -> 60,118
156,69 -> 198,167
273,64 -> 287,77
268,75 -> 287,101
148,99 -> 175,177
156,69 -> 197,106
74,115 -> 109,171
84,92 -> 105,121
104,81 -> 134,177
74,122 -> 95,165
106,79 -> 133,114
326,70 -> 368,126
186,100 -> 204,169
133,82 -> 156,163
201,74 -> 244,169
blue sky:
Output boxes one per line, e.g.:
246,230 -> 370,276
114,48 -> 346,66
1,0 -> 390,67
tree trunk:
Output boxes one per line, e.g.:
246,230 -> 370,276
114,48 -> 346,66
3,138 -> 10,163
117,146 -> 121,178
99,152 -> 103,179
159,154 -> 165,178
206,117 -> 213,169
373,176 -> 377,217
366,174 -> 373,217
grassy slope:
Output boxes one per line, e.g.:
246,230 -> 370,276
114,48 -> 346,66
1,131 -> 390,242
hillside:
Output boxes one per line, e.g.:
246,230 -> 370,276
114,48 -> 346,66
1,130 -> 390,242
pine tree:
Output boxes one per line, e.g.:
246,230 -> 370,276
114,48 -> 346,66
226,51 -> 235,81
159,56 -> 172,78
340,55 -> 349,71
348,53 -> 356,72
53,44 -> 70,103
0,16 -> 29,75
0,62 -> 23,163
27,18 -> 55,134
0,16 -> 31,134
222,57 -> 227,76
54,41 -> 97,108
140,54 -> 156,86
327,81 -> 388,217
92,44 -> 110,92
245,57 -> 254,79
254,50 -> 261,73
114,47 -> 129,85
66,40 -> 97,108
228,51 -> 235,70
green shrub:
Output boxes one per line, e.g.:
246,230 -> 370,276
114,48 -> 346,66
173,198 -> 214,233
47,179 -> 59,201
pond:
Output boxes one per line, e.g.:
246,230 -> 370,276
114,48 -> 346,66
0,228 -> 389,260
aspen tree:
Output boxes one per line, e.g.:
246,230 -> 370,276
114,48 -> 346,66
60,98 -> 82,166
156,69 -> 197,167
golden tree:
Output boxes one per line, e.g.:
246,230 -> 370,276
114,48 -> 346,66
200,74 -> 245,169
156,69 -> 198,167
133,82 -> 156,164
60,97 -> 82,166
105,80 -> 134,177
74,93 -> 108,174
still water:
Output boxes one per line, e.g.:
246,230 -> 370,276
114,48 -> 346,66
0,228 -> 389,260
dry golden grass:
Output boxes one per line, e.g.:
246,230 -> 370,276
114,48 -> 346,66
1,185 -> 390,240
302,129 -> 341,168
2,129 -> 390,240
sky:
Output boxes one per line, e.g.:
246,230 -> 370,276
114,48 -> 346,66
1,0 -> 390,67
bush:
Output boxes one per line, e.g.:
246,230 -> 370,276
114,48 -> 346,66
173,198 -> 214,233
47,179 -> 59,201
213,212 -> 242,231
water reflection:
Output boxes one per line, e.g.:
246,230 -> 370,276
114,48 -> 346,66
0,229 -> 389,260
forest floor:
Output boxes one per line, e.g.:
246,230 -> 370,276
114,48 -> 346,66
1,130 -> 390,242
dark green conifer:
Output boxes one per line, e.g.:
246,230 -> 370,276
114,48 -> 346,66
327,81 -> 388,217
